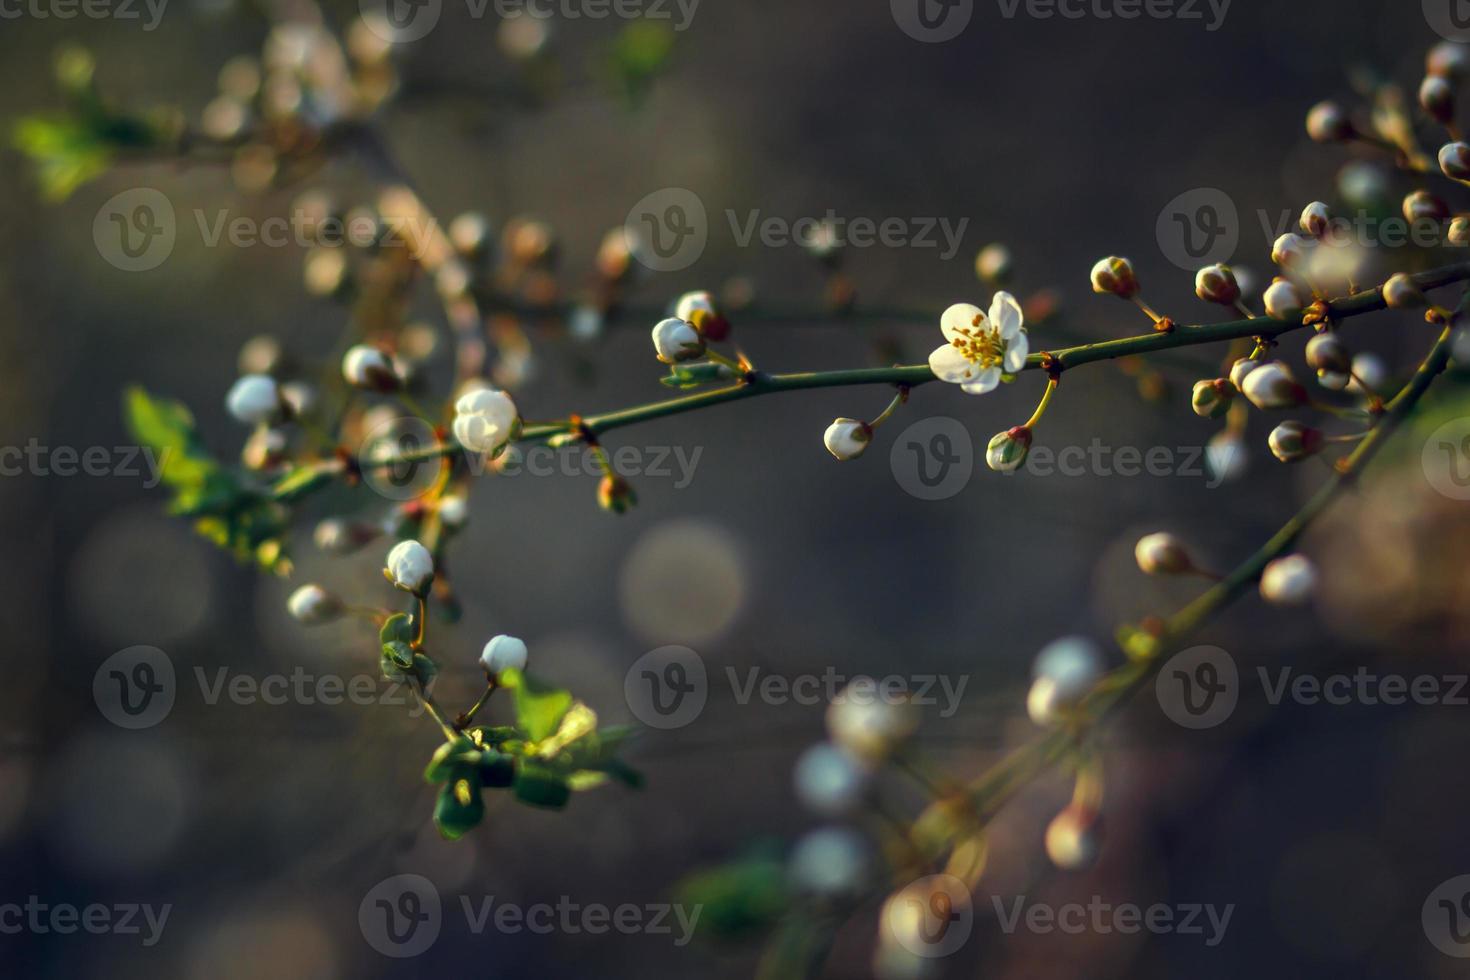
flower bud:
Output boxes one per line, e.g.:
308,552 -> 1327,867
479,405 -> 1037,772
1442,142 -> 1470,182
1090,256 -> 1139,299
480,634 -> 528,677
674,290 -> 731,342
385,539 -> 434,594
597,473 -> 637,514
238,335 -> 285,376
985,426 -> 1032,473
1260,554 -> 1317,605
1134,532 -> 1194,576
453,386 -> 518,455
1045,803 -> 1102,872
788,827 -> 869,897
1228,355 -> 1262,389
304,247 -> 348,296
1263,277 -> 1306,321
1423,76 -> 1457,125
827,677 -> 918,760
287,583 -> 343,624
975,243 -> 1013,286
242,426 -> 288,471
280,381 -> 316,417
1027,637 -> 1103,727
225,374 -> 282,425
823,418 -> 871,461
1305,332 -> 1352,374
1299,202 -> 1332,239
1267,420 -> 1324,462
1382,272 -> 1426,310
437,494 -> 468,529
1346,352 -> 1389,396
1306,101 -> 1353,142
1194,264 -> 1240,305
793,742 -> 871,817
650,316 -> 705,364
1451,217 -> 1470,246
1191,379 -> 1234,420
1241,361 -> 1306,409
1271,233 -> 1314,271
342,344 -> 400,392
314,517 -> 381,554
1206,430 -> 1247,483
448,211 -> 492,259
1404,189 -> 1450,223
1429,41 -> 1470,81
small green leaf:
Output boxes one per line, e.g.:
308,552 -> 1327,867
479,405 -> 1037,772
433,769 -> 485,840
674,847 -> 790,941
513,762 -> 571,809
425,736 -> 481,783
379,613 -> 415,646
501,668 -> 574,743
479,750 -> 516,788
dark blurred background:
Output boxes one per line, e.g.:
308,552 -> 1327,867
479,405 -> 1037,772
4,0 -> 1470,977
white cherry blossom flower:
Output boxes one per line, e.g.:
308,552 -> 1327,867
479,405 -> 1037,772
927,293 -> 1028,395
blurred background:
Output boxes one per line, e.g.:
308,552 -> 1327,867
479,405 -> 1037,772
4,0 -> 1470,976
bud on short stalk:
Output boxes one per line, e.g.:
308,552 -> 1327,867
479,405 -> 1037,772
823,418 -> 871,462
1194,263 -> 1240,305
453,387 -> 518,456
342,345 -> 401,392
1442,142 -> 1470,182
1241,361 -> 1307,409
1299,202 -> 1332,239
1404,189 -> 1451,223
985,426 -> 1032,473
1424,77 -> 1458,125
1263,277 -> 1306,321
1260,554 -> 1317,605
675,290 -> 731,342
1306,101 -> 1354,142
1306,332 -> 1352,390
1045,803 -> 1102,872
1134,532 -> 1195,576
1191,379 -> 1234,419
597,474 -> 637,514
1229,355 -> 1262,389
1271,233 -> 1315,271
1026,637 -> 1104,728
650,316 -> 705,364
1090,256 -> 1139,299
437,494 -> 468,530
287,583 -> 343,624
226,374 -> 283,426
385,539 -> 434,595
1347,352 -> 1389,395
1267,420 -> 1324,462
826,678 -> 919,760
1382,272 -> 1426,309
480,634 -> 528,678
314,517 -> 381,554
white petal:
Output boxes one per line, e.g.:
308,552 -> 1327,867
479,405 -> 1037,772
928,344 -> 978,383
939,303 -> 985,343
990,291 -> 1024,338
960,366 -> 1002,394
1004,330 -> 1029,372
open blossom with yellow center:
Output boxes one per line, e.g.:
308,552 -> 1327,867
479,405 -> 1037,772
928,293 -> 1028,394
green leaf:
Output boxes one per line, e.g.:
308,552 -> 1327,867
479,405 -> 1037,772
425,736 -> 481,783
433,768 -> 485,840
379,613 -> 415,646
478,750 -> 516,788
501,668 -> 574,742
513,761 -> 571,809
674,847 -> 790,941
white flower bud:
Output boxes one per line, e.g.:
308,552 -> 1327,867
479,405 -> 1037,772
1404,190 -> 1450,223
314,517 -> 380,554
1268,421 -> 1324,462
1429,41 -> 1470,81
1260,554 -> 1317,606
674,291 -> 729,340
651,317 -> 705,364
823,418 -> 871,461
1241,361 -> 1306,409
1194,264 -> 1240,305
1299,202 -> 1332,239
985,426 -> 1032,473
1089,256 -> 1139,299
793,743 -> 871,817
385,539 -> 434,594
1191,379 -> 1234,420
1271,234 -> 1314,271
1206,431 -> 1248,483
1346,352 -> 1389,395
1134,532 -> 1193,576
1306,101 -> 1353,142
287,583 -> 343,624
788,827 -> 869,897
1045,804 -> 1102,872
437,494 -> 468,529
1228,355 -> 1262,389
975,243 -> 1013,285
826,677 -> 919,760
1305,332 -> 1352,374
1027,637 -> 1104,727
1263,277 -> 1306,322
342,344 -> 400,391
226,374 -> 282,426
480,634 -> 528,677
453,386 -> 518,455
1426,77 -> 1458,125
448,211 -> 492,258
1451,217 -> 1470,246
1382,273 -> 1426,310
